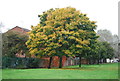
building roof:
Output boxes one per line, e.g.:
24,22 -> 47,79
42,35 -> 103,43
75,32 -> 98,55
11,26 -> 30,32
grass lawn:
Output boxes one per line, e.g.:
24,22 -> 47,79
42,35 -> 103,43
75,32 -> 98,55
2,63 -> 118,79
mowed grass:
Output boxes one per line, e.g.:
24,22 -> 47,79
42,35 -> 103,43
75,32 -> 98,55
2,63 -> 118,79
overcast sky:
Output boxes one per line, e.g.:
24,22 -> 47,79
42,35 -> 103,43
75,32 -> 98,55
0,0 -> 119,35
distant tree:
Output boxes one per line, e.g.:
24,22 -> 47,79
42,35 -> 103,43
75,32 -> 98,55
97,29 -> 113,43
97,29 -> 119,58
111,35 -> 119,57
26,7 -> 98,68
118,43 -> 120,60
85,41 -> 114,64
0,22 -> 3,46
0,33 -> 1,68
99,42 -> 114,62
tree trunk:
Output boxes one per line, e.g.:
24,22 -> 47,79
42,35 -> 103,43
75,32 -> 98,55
79,55 -> 81,67
88,58 -> 91,64
103,58 -> 106,63
91,59 -> 94,64
99,59 -> 102,63
90,59 -> 92,64
59,56 -> 62,68
48,57 -> 52,69
93,58 -> 96,64
97,59 -> 99,64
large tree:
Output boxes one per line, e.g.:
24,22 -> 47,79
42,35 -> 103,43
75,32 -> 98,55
26,7 -> 98,68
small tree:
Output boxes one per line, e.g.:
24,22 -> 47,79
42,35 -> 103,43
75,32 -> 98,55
85,41 -> 114,64
97,29 -> 119,58
2,31 -> 29,57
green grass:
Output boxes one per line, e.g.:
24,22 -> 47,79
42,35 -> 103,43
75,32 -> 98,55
2,63 -> 118,79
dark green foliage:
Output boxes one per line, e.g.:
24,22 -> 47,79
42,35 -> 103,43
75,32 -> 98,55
2,31 -> 29,57
84,41 -> 114,64
2,57 -> 44,69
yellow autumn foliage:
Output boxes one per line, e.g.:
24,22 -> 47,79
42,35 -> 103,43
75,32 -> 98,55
26,7 -> 98,57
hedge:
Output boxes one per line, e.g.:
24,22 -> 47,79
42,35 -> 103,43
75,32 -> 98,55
2,57 -> 45,69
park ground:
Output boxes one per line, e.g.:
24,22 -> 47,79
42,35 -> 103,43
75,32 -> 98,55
2,63 -> 119,79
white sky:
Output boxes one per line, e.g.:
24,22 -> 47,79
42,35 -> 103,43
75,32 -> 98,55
0,0 -> 119,35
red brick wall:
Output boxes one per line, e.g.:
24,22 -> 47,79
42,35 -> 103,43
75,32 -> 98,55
81,59 -> 89,64
41,56 -> 67,68
51,56 -> 59,67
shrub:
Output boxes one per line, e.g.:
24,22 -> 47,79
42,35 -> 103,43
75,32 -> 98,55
2,57 -> 44,69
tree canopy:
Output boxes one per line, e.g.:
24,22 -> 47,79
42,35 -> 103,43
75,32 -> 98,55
85,41 -> 114,64
26,7 -> 98,68
97,29 -> 119,58
2,31 -> 29,57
